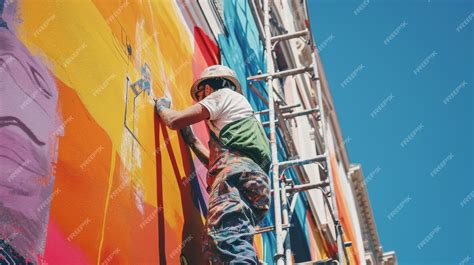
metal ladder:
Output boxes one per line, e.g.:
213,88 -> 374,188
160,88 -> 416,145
247,0 -> 350,264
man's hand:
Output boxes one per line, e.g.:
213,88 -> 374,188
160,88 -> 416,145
155,97 -> 171,113
180,126 -> 198,146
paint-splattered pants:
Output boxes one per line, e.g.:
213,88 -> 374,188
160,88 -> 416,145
203,170 -> 270,264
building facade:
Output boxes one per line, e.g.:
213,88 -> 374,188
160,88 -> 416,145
0,0 -> 395,264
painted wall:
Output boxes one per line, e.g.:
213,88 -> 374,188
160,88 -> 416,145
1,0 -> 214,263
0,0 -> 360,264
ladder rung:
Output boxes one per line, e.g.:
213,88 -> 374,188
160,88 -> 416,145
270,29 -> 309,43
247,66 -> 314,81
286,180 -> 329,193
255,223 -> 291,234
284,107 -> 319,119
255,103 -> 301,115
261,108 -> 320,126
277,155 -> 326,168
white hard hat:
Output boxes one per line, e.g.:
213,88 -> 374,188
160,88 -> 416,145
190,65 -> 242,101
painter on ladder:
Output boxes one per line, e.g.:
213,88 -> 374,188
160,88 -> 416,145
155,65 -> 271,264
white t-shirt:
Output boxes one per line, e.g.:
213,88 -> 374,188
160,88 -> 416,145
198,88 -> 254,136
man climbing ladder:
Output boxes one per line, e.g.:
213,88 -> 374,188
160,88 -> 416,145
155,65 -> 271,264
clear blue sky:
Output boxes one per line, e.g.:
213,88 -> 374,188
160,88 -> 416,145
309,1 -> 473,264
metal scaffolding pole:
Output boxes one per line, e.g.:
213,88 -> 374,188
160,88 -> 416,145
248,0 -> 350,264
314,64 -> 346,265
263,0 -> 285,264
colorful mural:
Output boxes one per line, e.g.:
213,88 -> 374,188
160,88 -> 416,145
0,0 -> 360,264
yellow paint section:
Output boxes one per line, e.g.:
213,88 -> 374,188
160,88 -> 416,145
307,217 -> 330,260
15,0 -> 202,262
16,0 -> 195,211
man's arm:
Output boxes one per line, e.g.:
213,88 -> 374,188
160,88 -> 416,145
155,97 -> 210,167
180,126 -> 210,167
158,103 -> 210,130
